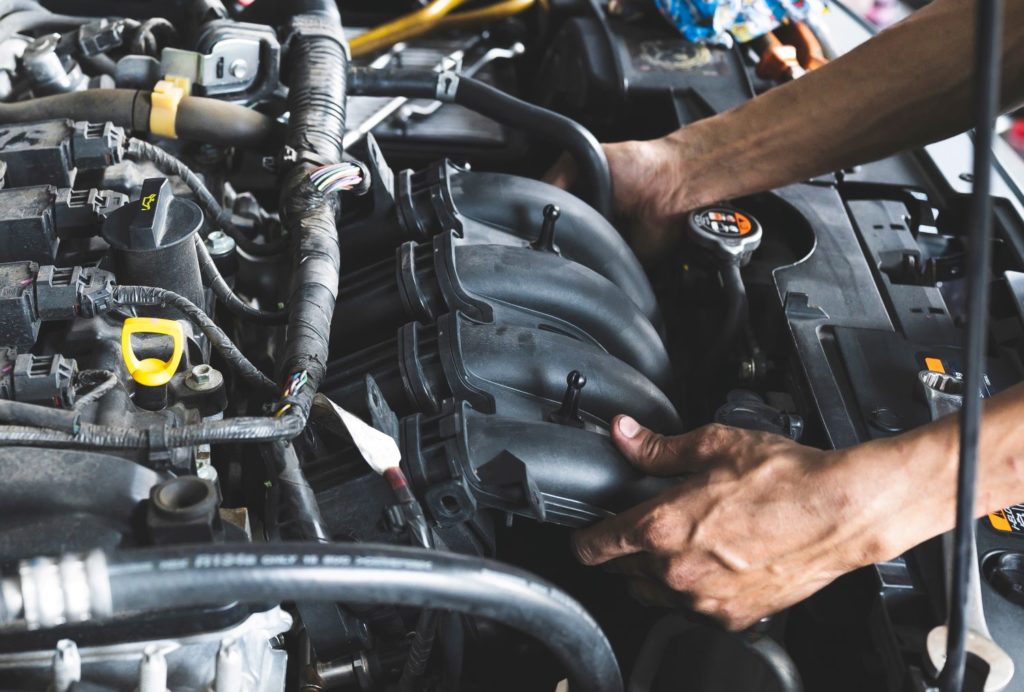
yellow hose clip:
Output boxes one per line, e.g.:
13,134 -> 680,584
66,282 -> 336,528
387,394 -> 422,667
121,317 -> 185,387
149,76 -> 191,139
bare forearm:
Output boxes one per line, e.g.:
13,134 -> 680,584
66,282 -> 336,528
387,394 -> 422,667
838,382 -> 1024,559
668,0 -> 1024,212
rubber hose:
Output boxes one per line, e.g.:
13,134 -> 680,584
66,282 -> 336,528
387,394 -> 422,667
0,400 -> 79,434
0,414 -> 303,449
98,543 -> 623,692
261,441 -> 329,542
711,262 -> 748,360
195,238 -> 288,323
276,10 -> 348,422
111,285 -> 278,395
126,139 -> 288,257
0,91 -> 274,147
347,68 -> 613,219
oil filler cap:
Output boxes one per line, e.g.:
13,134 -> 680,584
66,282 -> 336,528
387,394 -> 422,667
102,177 -> 202,252
686,206 -> 763,265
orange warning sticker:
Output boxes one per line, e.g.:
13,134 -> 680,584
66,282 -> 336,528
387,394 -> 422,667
990,510 -> 1012,532
736,213 -> 752,235
924,357 -> 946,373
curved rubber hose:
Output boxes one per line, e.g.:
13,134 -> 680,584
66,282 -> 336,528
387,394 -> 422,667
126,139 -> 288,257
195,238 -> 288,323
940,0 -> 1004,688
111,285 -> 278,395
99,543 -> 623,692
0,91 -> 274,147
347,69 -> 613,219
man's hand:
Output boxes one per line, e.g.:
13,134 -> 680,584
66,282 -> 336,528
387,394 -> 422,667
573,416 -> 915,630
545,136 -> 706,260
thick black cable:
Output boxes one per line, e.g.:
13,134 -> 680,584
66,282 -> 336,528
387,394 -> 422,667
111,285 -> 278,396
275,9 -> 349,424
194,238 -> 288,323
939,1 -> 1003,689
126,139 -> 288,257
0,414 -> 303,449
346,68 -> 614,220
98,543 -> 622,692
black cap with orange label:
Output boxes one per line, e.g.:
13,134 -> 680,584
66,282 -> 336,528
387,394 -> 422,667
686,206 -> 763,265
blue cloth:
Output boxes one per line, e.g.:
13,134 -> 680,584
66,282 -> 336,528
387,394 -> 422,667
653,0 -> 827,45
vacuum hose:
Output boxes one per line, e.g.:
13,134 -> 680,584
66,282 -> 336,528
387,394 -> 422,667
2,543 -> 624,692
347,68 -> 614,219
0,91 -> 275,147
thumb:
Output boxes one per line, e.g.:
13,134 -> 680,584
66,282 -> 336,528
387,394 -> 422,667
611,416 -> 737,476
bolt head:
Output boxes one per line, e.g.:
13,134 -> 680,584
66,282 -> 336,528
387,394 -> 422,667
185,363 -> 223,392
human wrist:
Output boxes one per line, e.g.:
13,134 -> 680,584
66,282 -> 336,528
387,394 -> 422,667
824,426 -> 959,568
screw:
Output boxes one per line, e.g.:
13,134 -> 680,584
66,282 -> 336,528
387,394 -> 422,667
229,58 -> 249,80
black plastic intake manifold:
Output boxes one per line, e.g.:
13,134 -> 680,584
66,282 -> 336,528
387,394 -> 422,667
331,232 -> 674,392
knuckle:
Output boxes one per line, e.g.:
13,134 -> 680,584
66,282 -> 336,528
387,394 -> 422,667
637,511 -> 674,552
694,424 -> 730,458
662,564 -> 693,592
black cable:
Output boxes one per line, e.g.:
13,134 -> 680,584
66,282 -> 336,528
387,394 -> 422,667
111,285 -> 278,396
347,68 -> 614,220
275,7 -> 348,425
89,543 -> 623,692
939,0 -> 1004,689
0,414 -> 303,449
73,370 -> 119,410
195,238 -> 288,323
126,139 -> 289,257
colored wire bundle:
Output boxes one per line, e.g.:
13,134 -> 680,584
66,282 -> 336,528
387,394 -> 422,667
275,370 -> 310,418
309,162 -> 364,195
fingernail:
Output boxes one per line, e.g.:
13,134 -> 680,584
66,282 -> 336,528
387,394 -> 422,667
618,416 -> 641,438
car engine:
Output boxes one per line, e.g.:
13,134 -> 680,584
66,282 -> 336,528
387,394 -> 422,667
0,1 -> 1021,691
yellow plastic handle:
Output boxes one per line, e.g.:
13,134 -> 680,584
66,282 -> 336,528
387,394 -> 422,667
121,317 -> 185,387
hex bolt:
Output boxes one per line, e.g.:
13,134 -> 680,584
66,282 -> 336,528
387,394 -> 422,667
185,363 -> 224,393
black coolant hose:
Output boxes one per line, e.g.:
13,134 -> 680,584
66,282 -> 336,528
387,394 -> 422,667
126,139 -> 289,257
0,91 -> 274,147
194,238 -> 288,324
262,441 -> 329,542
713,262 -> 748,358
111,285 -> 278,395
347,68 -> 614,220
274,5 -> 348,424
14,543 -> 623,692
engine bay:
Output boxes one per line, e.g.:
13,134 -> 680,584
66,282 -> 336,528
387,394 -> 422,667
0,1 -> 1021,690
